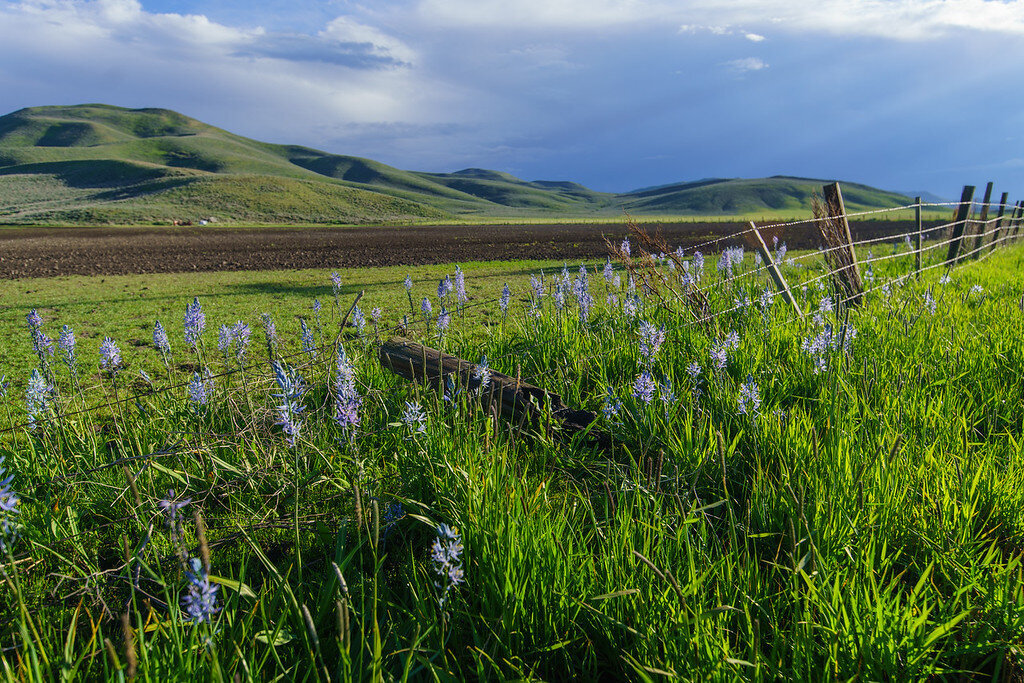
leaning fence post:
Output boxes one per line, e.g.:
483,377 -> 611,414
914,196 -> 922,278
989,192 -> 1009,254
1015,202 -> 1024,240
945,185 -> 975,265
822,182 -> 864,306
970,182 -> 994,259
747,223 -> 803,318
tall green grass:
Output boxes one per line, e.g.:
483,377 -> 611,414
0,238 -> 1022,680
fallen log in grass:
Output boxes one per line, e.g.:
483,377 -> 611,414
378,337 -> 613,452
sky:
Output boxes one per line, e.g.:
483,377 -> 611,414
1,0 -> 1024,198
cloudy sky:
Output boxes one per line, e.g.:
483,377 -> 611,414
2,0 -> 1023,197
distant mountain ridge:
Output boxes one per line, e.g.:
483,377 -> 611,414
0,104 -> 916,225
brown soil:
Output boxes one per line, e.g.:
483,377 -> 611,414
0,221 -> 940,279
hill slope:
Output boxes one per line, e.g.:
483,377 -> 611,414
0,105 -> 914,224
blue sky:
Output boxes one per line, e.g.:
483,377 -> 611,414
1,0 -> 1023,198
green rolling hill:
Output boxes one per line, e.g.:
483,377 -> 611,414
0,104 -> 915,225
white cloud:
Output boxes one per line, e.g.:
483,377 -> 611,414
722,57 -> 769,72
744,32 -> 766,42
413,0 -> 1024,38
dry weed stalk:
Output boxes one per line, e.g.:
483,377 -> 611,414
812,194 -> 864,307
606,217 -> 712,330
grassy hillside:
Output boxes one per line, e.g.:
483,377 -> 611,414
0,104 -> 916,224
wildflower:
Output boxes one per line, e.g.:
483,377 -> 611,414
272,362 -> 306,446
801,323 -> 857,374
632,370 -> 656,404
923,290 -> 937,314
352,305 -> 366,334
754,253 -> 763,267
437,307 -> 451,334
454,265 -> 467,306
738,376 -> 761,418
187,371 -> 213,406
25,369 -> 53,429
153,320 -> 171,357
638,321 -> 666,367
0,376 -> 8,401
181,557 -> 220,624
691,251 -> 705,281
613,274 -> 622,290
26,309 -> 42,330
261,313 -> 278,357
300,318 -> 317,359
603,258 -> 614,283
217,324 -> 232,358
620,237 -> 631,257
99,338 -> 122,375
818,295 -> 834,315
229,321 -> 250,362
401,401 -> 427,435
371,307 -> 382,324
431,524 -> 465,606
0,456 -> 20,551
758,288 -> 774,314
553,285 -> 565,311
530,274 -> 545,301
601,389 -> 623,419
776,241 -> 787,262
686,361 -> 702,380
58,325 -> 77,374
939,273 -> 952,285
421,297 -> 433,322
724,331 -> 740,350
331,271 -> 342,291
334,345 -> 361,430
970,284 -> 984,295
30,327 -> 53,360
158,491 -> 192,526
659,376 -> 676,405
183,298 -> 205,348
622,295 -> 640,320
709,341 -> 728,370
472,356 -> 491,392
438,276 -> 453,301
313,299 -> 322,315
500,284 -> 511,316
404,275 -> 413,293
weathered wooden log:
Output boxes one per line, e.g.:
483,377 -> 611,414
378,337 -> 613,451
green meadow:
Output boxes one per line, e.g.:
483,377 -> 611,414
0,232 -> 1022,680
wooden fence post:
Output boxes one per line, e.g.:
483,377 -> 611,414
945,185 -> 975,264
822,182 -> 864,306
1013,202 -> 1024,240
989,192 -> 1009,254
970,181 -> 993,259
747,223 -> 803,318
914,196 -> 922,278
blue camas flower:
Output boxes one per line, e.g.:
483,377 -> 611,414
153,320 -> 171,358
401,401 -> 427,435
25,368 -> 53,430
334,346 -> 361,431
431,524 -> 465,606
99,338 -> 122,375
0,456 -> 20,551
187,371 -> 213,407
738,376 -> 761,418
633,370 -> 656,404
637,321 -> 666,367
272,362 -> 306,446
184,298 -> 205,348
181,557 -> 220,624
